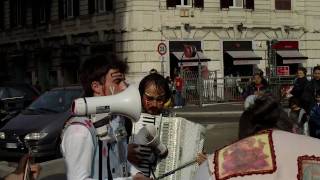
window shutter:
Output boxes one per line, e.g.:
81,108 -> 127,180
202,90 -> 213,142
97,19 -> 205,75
21,0 -> 26,26
32,0 -> 40,27
73,0 -> 80,17
10,0 -> 17,28
167,0 -> 177,8
45,0 -> 52,22
194,0 -> 204,8
58,0 -> 64,20
245,0 -> 254,9
220,0 -> 229,9
0,0 -> 4,29
275,0 -> 291,10
106,0 -> 113,11
88,0 -> 95,14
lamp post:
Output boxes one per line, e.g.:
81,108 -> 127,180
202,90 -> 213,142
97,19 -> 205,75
267,39 -> 278,80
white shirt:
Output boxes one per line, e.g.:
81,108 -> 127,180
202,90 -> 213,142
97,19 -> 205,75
61,117 -> 133,180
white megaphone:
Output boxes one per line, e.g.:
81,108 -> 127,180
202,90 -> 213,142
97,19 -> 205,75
135,124 -> 167,157
72,85 -> 141,140
72,85 -> 141,122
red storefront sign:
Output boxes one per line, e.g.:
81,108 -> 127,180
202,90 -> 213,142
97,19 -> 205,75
276,66 -> 290,76
272,41 -> 299,50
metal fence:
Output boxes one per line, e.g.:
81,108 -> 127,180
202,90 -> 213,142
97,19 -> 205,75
181,71 -> 296,106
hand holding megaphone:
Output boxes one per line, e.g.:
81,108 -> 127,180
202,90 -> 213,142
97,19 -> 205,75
135,124 -> 168,158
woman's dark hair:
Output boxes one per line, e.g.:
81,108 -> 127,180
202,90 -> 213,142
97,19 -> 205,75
288,96 -> 301,107
313,65 -> 320,73
297,67 -> 307,76
79,54 -> 128,97
253,69 -> 263,77
139,73 -> 171,101
238,95 -> 293,139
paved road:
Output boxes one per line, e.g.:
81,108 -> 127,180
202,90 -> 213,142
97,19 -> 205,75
0,103 -> 242,179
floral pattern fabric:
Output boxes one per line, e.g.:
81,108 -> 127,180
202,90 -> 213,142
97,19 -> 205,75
214,130 -> 276,180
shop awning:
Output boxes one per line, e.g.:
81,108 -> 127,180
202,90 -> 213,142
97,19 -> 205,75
177,61 -> 208,67
276,50 -> 308,64
171,51 -> 210,61
225,51 -> 262,65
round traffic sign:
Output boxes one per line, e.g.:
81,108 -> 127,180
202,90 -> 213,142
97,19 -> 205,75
157,42 -> 167,56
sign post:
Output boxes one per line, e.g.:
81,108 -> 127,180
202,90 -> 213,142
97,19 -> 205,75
157,42 -> 167,76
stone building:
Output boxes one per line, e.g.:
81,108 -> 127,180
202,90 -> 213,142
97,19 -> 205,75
0,0 -> 319,88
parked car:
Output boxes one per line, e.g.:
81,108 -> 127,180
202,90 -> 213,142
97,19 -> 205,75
0,83 -> 40,108
0,86 -> 82,161
0,83 -> 40,128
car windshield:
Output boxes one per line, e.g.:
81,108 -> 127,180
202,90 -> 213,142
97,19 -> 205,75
26,89 -> 82,113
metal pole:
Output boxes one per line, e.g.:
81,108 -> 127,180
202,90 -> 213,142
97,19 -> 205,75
267,40 -> 271,81
198,61 -> 202,106
161,56 -> 164,76
214,70 -> 218,102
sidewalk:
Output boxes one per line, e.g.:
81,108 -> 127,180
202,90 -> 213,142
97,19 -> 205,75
173,102 -> 244,117
171,102 -> 244,124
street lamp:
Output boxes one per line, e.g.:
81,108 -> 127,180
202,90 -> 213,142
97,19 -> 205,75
266,39 -> 279,79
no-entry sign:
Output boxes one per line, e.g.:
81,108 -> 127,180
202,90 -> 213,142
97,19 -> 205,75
157,42 -> 167,56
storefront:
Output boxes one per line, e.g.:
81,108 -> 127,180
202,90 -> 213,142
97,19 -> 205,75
223,41 -> 262,76
271,41 -> 308,75
169,41 -> 210,78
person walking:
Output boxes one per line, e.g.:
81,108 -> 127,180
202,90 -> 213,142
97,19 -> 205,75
290,67 -> 309,103
174,73 -> 184,108
309,89 -> 320,139
242,69 -> 269,99
302,65 -> 320,113
287,97 -> 309,135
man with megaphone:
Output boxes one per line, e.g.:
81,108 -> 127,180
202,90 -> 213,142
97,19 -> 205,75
61,54 -> 151,180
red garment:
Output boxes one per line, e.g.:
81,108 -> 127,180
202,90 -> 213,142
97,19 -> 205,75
175,77 -> 184,92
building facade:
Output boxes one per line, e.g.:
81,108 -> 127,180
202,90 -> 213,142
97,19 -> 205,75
0,0 -> 320,88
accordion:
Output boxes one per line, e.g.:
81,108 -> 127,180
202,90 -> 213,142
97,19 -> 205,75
131,113 -> 205,179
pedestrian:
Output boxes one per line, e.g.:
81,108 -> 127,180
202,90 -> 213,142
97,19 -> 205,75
302,65 -> 320,113
149,68 -> 158,74
195,95 -> 320,180
61,54 -> 151,180
34,81 -> 42,93
290,67 -> 309,102
129,73 -> 171,177
242,69 -> 269,99
164,76 -> 174,109
309,89 -> 320,139
287,96 -> 309,135
174,73 -> 184,107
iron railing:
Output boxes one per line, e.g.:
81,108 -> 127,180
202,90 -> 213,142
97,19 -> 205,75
180,71 -> 297,106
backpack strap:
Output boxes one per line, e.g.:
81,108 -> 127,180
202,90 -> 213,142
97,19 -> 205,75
62,117 -> 98,177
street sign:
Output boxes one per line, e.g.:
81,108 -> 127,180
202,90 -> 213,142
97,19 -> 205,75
157,42 -> 167,56
276,66 -> 290,76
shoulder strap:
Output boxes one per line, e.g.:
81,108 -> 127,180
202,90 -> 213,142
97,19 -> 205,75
63,116 -> 98,150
